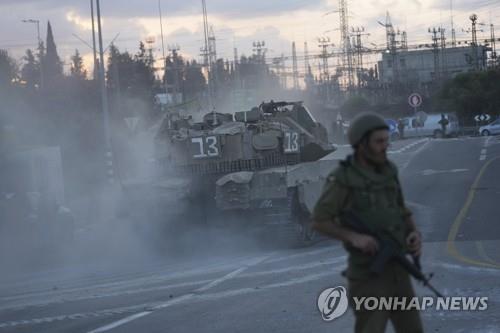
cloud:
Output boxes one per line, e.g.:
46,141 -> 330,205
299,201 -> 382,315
1,0 -> 499,76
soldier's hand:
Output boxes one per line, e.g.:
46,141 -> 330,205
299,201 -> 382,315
406,230 -> 422,257
349,233 -> 379,256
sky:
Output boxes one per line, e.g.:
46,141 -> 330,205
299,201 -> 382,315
1,0 -> 499,77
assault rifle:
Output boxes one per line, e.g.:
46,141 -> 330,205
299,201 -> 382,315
344,211 -> 443,298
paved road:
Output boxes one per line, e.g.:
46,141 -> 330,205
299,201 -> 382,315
1,136 -> 500,333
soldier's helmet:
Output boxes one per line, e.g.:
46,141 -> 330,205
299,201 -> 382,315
348,112 -> 389,147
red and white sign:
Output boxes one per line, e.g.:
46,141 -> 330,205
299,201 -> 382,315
408,93 -> 423,108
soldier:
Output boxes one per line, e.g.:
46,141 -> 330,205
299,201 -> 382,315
438,114 -> 449,137
313,112 -> 423,333
397,118 -> 405,139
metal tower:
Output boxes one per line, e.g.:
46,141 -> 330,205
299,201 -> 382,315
292,41 -> 299,89
351,27 -> 369,88
318,37 -> 332,82
201,0 -> 214,110
252,41 -> 267,63
429,27 -> 441,81
338,0 -> 354,89
440,28 -> 447,78
378,12 -> 399,87
491,24 -> 497,67
450,0 -> 456,47
470,14 -> 479,70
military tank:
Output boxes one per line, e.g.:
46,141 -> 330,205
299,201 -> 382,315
150,101 -> 337,246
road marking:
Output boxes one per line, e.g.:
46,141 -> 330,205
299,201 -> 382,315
87,254 -> 274,333
420,168 -> 468,176
446,155 -> 500,269
480,137 -> 492,160
0,253 -> 345,312
484,136 -> 492,147
400,139 -> 432,171
88,311 -> 153,333
388,138 -> 429,154
0,255 -> 266,308
1,261 -> 343,330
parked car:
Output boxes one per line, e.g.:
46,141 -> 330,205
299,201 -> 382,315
479,118 -> 500,136
400,113 -> 459,138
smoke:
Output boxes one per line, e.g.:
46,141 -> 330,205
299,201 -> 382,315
0,84 -> 297,287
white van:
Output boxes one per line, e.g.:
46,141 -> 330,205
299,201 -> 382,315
400,113 -> 459,138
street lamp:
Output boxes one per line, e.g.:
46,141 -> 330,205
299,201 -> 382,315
21,18 -> 43,88
22,19 -> 40,44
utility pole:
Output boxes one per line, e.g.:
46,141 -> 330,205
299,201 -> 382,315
233,47 -> 240,87
318,37 -> 333,102
450,0 -> 456,47
96,0 -> 114,184
22,18 -> 44,88
201,0 -> 214,112
304,41 -> 310,75
379,12 -> 399,90
252,41 -> 267,64
303,41 -> 313,89
470,14 -> 479,71
318,37 -> 331,83
440,27 -> 447,78
207,26 -> 218,101
491,24 -> 497,68
145,36 -> 155,64
429,27 -> 441,82
90,0 -> 98,80
401,31 -> 408,50
338,0 -> 354,90
158,0 -> 168,100
292,41 -> 299,90
351,27 -> 369,89
111,43 -> 122,121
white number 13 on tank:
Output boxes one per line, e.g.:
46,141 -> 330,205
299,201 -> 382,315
192,136 -> 220,158
283,131 -> 299,153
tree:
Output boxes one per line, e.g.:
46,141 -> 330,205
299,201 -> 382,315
133,42 -> 155,96
0,49 -> 17,88
434,69 -> 500,125
183,60 -> 206,98
107,43 -> 134,93
21,49 -> 40,88
106,43 -> 156,118
163,50 -> 184,98
70,49 -> 87,80
44,21 -> 63,84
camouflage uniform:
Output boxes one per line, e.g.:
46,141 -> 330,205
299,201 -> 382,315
313,155 -> 423,333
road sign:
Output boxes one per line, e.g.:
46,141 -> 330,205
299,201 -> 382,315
474,114 -> 491,122
408,93 -> 423,108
